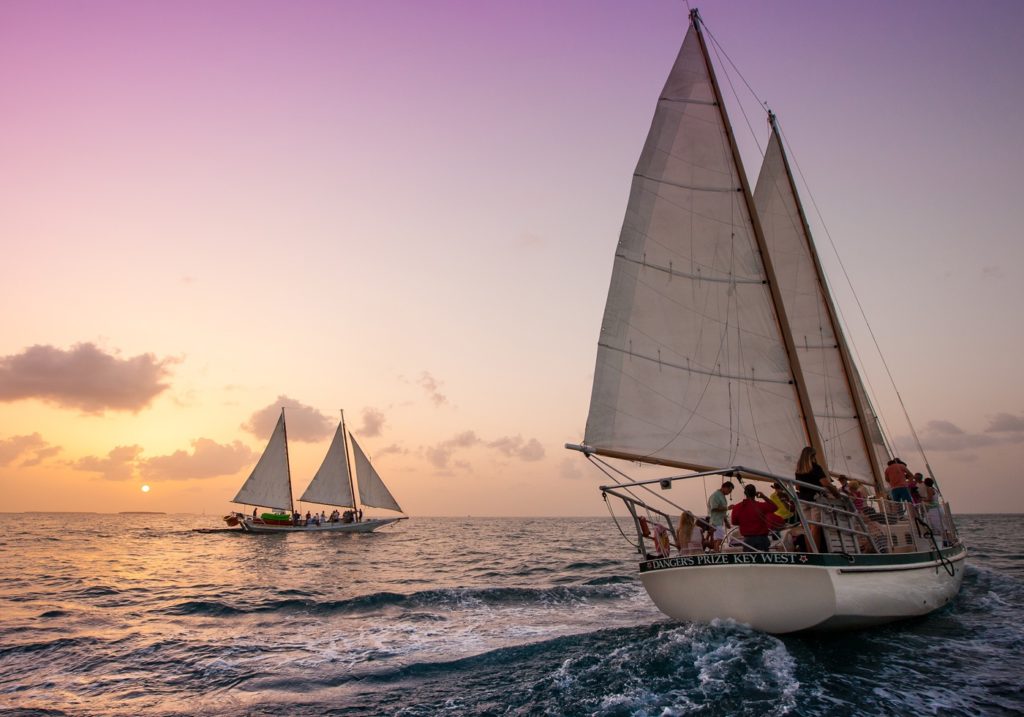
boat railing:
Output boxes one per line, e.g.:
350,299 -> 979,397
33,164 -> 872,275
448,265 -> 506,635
600,465 -> 959,558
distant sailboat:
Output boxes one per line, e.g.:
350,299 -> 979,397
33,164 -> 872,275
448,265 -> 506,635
224,409 -> 406,533
566,9 -> 965,633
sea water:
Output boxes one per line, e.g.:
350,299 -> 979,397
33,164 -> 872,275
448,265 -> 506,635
0,514 -> 1020,716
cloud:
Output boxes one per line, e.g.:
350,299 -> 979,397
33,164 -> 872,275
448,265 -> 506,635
0,433 -> 61,468
560,457 -> 585,480
425,431 -> 480,469
925,420 -> 964,436
0,343 -> 175,414
375,443 -> 408,457
72,445 -> 144,481
423,430 -> 547,470
487,435 -> 545,462
985,413 -> 1024,433
242,396 -> 334,443
517,232 -> 546,248
418,372 -> 448,407
139,438 -> 257,481
359,408 -> 386,437
899,415 -> 1024,453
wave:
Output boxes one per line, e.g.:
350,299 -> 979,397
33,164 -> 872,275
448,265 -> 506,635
161,580 -> 639,618
228,622 -> 798,717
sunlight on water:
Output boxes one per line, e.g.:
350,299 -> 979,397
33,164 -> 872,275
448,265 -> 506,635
0,514 -> 1020,716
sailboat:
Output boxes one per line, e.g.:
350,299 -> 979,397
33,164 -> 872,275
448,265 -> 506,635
566,9 -> 966,633
224,409 -> 406,533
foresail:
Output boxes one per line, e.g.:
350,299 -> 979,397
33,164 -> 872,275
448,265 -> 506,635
583,24 -> 807,474
298,422 -> 354,508
753,131 -> 883,485
232,411 -> 292,511
350,435 -> 402,512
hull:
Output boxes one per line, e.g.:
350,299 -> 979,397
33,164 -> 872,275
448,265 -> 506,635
638,545 -> 967,634
237,517 -> 405,534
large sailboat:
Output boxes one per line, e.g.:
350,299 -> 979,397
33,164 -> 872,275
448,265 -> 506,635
566,9 -> 966,633
224,409 -> 406,533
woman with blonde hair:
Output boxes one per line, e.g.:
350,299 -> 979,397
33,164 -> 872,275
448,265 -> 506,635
794,447 -> 839,503
676,511 -> 702,554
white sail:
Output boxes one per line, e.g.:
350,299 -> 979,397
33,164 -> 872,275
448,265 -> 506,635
232,410 -> 292,511
350,435 -> 402,512
753,131 -> 879,484
583,24 -> 807,473
298,422 -> 354,508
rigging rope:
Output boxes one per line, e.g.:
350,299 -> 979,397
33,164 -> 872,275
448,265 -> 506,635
699,6 -> 932,479
773,120 -> 934,477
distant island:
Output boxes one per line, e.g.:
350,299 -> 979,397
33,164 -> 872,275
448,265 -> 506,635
118,511 -> 166,515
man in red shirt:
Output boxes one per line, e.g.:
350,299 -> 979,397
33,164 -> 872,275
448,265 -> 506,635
885,458 -> 914,502
730,484 -> 779,552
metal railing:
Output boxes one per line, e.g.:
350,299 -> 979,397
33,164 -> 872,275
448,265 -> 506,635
600,465 -> 960,558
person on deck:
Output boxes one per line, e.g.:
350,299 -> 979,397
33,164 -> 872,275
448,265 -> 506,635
794,447 -> 837,552
885,458 -> 914,502
706,481 -> 734,551
769,482 -> 795,525
795,448 -> 840,502
730,484 -> 778,552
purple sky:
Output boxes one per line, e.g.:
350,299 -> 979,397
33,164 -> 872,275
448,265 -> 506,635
2,0 -> 1023,514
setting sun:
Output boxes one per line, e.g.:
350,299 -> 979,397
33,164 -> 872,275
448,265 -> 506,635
140,485 -> 150,493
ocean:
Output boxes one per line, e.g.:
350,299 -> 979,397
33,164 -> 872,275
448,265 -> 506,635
0,513 -> 1020,716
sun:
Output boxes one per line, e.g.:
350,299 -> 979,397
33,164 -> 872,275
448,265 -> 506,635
141,484 -> 151,493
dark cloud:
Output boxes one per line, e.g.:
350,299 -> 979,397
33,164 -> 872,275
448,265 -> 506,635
242,396 -> 334,443
359,408 -> 386,437
901,415 -> 1024,453
139,438 -> 257,481
985,413 -> 1024,433
0,343 -> 175,414
72,445 -> 144,481
925,420 -> 964,436
418,372 -> 447,407
0,433 -> 61,468
487,435 -> 545,462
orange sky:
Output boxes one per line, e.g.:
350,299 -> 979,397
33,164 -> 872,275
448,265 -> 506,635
2,0 -> 1023,516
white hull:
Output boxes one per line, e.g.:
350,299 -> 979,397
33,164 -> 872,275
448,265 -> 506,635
639,546 -> 967,634
238,517 -> 405,534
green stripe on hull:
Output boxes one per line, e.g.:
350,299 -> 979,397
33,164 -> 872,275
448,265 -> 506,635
639,545 -> 967,572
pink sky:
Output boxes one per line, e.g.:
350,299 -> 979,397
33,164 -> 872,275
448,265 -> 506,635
2,0 -> 1022,515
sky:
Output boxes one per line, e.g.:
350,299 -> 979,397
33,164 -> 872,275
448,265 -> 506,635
2,0 -> 1023,516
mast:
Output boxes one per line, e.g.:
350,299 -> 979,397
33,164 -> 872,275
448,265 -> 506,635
282,407 -> 295,514
766,111 -> 886,493
689,9 -> 828,470
340,409 -> 359,515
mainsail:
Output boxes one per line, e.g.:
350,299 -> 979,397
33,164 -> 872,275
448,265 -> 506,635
298,421 -> 354,508
583,21 -> 812,475
231,410 -> 293,511
753,127 -> 886,487
351,435 -> 402,512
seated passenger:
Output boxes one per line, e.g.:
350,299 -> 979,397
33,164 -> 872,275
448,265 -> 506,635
729,484 -> 778,552
675,512 -> 706,554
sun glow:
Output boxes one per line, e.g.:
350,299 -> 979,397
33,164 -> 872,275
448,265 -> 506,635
141,485 -> 150,493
